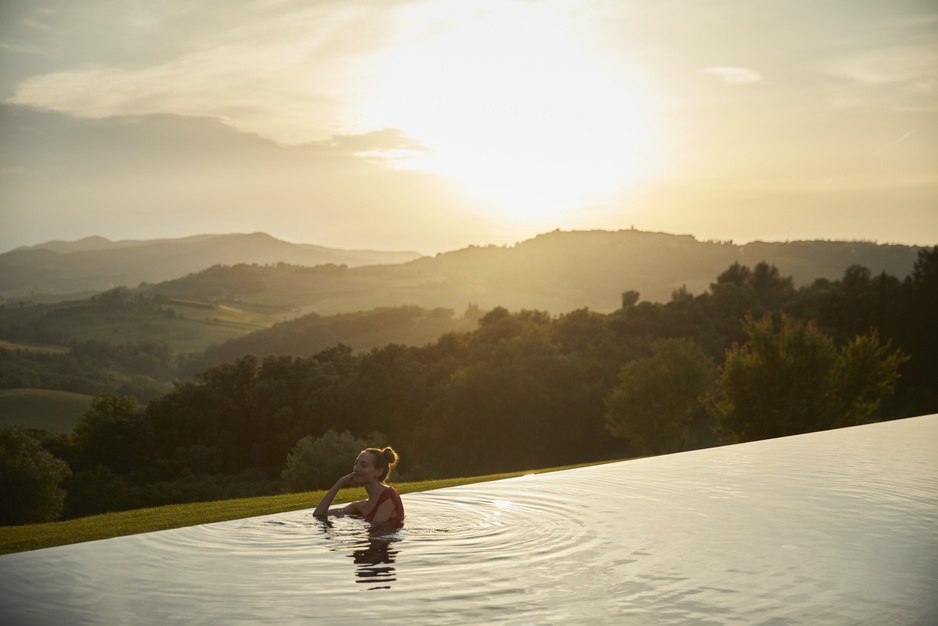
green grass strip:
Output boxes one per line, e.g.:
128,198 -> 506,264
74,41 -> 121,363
0,461 -> 620,555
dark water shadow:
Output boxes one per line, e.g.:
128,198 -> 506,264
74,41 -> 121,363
316,518 -> 402,590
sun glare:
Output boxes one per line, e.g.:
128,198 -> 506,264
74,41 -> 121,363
342,1 -> 662,224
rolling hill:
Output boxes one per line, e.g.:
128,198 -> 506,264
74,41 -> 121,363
0,229 -> 926,357
0,232 -> 423,303
143,229 -> 926,316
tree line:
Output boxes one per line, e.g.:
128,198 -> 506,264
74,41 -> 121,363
0,338 -> 174,401
2,248 -> 935,525
0,302 -> 473,400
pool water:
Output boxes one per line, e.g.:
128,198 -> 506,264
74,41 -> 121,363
2,415 -> 937,625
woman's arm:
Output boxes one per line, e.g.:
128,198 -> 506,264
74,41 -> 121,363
313,473 -> 356,517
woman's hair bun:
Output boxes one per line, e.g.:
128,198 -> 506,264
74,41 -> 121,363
381,446 -> 399,467
363,445 -> 399,481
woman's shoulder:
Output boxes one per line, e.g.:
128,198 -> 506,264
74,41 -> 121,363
375,485 -> 398,503
385,486 -> 404,516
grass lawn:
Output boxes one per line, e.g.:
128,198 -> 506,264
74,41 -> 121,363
0,461 -> 619,555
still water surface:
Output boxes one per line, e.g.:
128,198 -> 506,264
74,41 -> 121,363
2,415 -> 937,625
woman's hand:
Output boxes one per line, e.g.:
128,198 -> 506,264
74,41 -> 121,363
313,472 -> 356,517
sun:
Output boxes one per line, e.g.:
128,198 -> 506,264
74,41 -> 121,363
342,1 -> 662,225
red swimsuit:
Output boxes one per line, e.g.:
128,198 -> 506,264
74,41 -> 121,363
363,486 -> 405,523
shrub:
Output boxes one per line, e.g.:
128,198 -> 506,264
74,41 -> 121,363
281,430 -> 375,492
0,425 -> 71,525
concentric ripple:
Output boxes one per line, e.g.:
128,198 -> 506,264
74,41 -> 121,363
1,415 -> 936,625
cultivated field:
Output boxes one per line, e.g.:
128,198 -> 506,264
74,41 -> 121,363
0,388 -> 93,432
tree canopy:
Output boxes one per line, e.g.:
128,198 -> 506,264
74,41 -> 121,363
710,314 -> 907,442
0,425 -> 71,525
605,338 -> 716,455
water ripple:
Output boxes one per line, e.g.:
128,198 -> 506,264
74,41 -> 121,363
2,415 -> 936,625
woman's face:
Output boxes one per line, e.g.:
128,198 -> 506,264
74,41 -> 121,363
352,452 -> 382,484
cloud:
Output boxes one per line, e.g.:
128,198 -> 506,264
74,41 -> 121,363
323,128 -> 432,168
700,66 -> 764,85
3,2 -> 400,145
817,43 -> 938,111
0,41 -> 46,55
20,17 -> 53,33
326,128 -> 427,154
0,103 -> 481,253
0,103 -> 425,170
821,43 -> 937,86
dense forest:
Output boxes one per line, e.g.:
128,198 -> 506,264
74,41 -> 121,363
2,248 -> 936,525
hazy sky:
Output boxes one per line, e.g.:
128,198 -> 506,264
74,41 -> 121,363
1,0 -> 936,254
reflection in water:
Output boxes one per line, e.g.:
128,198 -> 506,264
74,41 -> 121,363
316,518 -> 401,590
1,415 -> 936,625
349,534 -> 398,589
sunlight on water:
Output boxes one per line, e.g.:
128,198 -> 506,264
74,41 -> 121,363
2,415 -> 937,625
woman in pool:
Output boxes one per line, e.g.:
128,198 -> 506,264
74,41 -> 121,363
313,446 -> 405,525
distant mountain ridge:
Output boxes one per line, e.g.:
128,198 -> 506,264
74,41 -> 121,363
0,233 -> 423,301
12,234 -> 222,254
0,229 -> 927,312
142,229 -> 926,316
